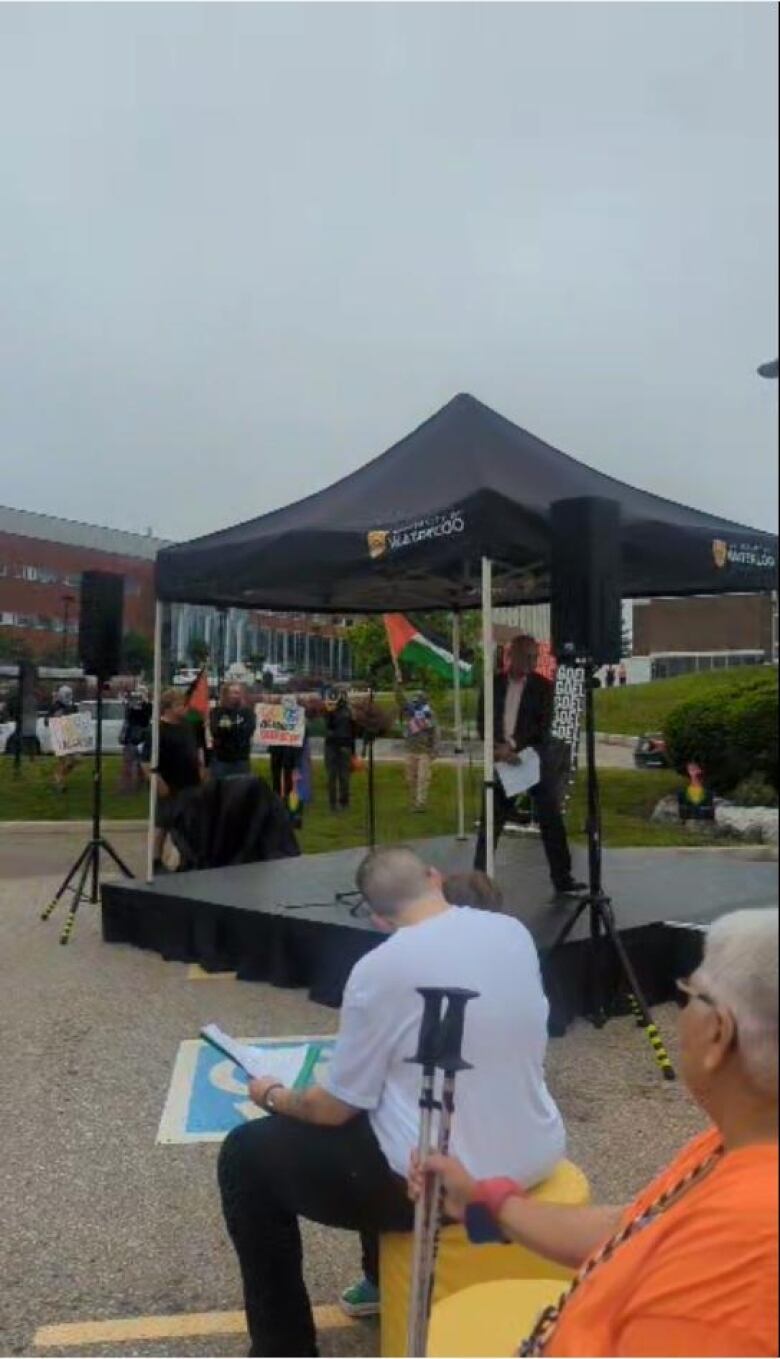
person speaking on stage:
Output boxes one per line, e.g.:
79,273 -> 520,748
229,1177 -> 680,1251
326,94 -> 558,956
474,633 -> 583,896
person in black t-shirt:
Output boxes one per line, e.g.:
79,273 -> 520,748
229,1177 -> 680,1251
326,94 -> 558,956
119,687 -> 152,793
142,688 -> 204,871
324,691 -> 356,811
210,684 -> 257,778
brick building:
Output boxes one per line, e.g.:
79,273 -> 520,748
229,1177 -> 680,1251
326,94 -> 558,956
632,594 -> 774,663
1,506 -> 352,678
0,506 -> 162,661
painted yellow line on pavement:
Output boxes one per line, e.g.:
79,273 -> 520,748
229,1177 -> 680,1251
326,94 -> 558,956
33,1304 -> 357,1348
186,964 -> 237,981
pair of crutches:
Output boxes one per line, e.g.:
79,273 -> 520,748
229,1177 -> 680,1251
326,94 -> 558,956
406,986 -> 479,1358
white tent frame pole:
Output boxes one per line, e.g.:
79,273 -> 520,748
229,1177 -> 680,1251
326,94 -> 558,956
481,558 -> 495,877
452,610 -> 466,840
146,600 -> 164,883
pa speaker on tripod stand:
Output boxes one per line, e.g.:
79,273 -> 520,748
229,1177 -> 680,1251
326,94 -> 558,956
41,570 -> 135,943
548,497 -> 675,1080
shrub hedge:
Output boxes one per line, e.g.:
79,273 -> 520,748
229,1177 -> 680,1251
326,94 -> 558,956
663,667 -> 778,795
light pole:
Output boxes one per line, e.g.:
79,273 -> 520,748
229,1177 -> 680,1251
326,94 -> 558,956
61,594 -> 75,664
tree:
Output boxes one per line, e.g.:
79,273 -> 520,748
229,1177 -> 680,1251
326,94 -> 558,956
347,618 -> 396,688
347,611 -> 482,693
0,634 -> 33,663
122,630 -> 154,676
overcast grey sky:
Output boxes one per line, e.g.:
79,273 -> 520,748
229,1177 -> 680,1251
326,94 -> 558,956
1,2 -> 777,543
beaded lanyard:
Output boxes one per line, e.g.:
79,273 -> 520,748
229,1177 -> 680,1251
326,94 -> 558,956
517,1142 -> 725,1357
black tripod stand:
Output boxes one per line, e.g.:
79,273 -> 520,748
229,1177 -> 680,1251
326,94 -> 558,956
41,687 -> 135,943
548,660 -> 675,1080
335,725 -> 377,915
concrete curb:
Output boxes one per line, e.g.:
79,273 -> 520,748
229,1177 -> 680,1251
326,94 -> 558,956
1,819 -> 144,835
594,732 -> 637,748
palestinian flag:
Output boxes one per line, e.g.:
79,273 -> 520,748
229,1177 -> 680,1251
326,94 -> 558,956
383,614 -> 474,685
185,666 -> 210,719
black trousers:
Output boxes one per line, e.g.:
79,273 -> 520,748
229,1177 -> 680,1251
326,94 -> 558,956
270,748 -> 296,801
218,1113 -> 413,1357
474,765 -> 572,889
324,744 -> 352,808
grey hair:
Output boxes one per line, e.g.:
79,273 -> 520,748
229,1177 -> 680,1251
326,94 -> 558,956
700,908 -> 778,1097
355,847 -> 434,919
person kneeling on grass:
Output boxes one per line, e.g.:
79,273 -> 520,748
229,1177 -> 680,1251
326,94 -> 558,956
217,846 -> 565,1358
410,907 -> 778,1359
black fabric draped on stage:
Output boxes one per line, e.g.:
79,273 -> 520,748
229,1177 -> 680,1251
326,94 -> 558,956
171,775 -> 300,871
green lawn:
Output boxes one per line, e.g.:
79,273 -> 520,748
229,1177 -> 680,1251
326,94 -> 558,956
594,665 -> 772,736
0,753 -> 721,849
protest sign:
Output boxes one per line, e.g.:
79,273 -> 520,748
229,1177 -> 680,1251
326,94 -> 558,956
49,711 -> 94,757
254,701 -> 305,748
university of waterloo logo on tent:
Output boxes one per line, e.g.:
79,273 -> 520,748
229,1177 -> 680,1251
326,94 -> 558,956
712,539 -> 729,569
367,530 -> 389,560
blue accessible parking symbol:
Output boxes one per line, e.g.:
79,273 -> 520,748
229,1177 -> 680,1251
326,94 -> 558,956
157,1036 -> 335,1144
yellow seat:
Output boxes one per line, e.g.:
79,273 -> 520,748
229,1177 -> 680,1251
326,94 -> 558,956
379,1159 -> 589,1357
427,1278 -> 565,1357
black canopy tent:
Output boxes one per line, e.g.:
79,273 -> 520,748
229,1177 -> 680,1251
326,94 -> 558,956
156,392 -> 777,613
148,393 -> 777,878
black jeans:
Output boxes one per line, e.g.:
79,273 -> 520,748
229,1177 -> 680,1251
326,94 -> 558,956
324,743 -> 352,808
474,759 -> 572,889
218,1114 -> 413,1357
270,749 -> 296,801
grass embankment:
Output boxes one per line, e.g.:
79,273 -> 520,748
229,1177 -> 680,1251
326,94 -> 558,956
0,754 -> 715,850
594,666 -> 771,736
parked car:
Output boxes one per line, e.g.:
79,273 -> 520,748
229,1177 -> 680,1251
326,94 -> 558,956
0,700 -> 125,755
634,733 -> 671,769
1,709 -> 54,756
77,700 -> 126,753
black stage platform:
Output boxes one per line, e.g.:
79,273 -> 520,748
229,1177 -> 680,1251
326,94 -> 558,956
101,837 -> 777,1031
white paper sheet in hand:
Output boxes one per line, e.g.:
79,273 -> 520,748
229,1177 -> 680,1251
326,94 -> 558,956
200,1024 -> 309,1085
495,748 -> 541,798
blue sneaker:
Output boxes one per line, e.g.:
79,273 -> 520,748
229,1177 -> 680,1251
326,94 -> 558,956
339,1277 -> 380,1318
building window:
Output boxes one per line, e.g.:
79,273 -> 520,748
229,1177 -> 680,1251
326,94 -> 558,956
9,563 -> 60,585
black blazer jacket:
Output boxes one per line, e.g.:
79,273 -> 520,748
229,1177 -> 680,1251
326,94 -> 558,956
478,671 -> 555,751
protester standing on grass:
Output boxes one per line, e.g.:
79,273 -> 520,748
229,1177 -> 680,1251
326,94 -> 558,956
49,684 -> 79,793
323,690 -> 356,811
142,688 -> 204,872
395,679 -> 438,812
411,907 -> 778,1358
210,683 -> 256,778
119,686 -> 152,793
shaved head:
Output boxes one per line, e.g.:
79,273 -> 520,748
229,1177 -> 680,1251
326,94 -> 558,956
356,847 -> 440,920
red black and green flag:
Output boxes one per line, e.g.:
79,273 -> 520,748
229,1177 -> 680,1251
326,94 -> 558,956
383,614 -> 473,685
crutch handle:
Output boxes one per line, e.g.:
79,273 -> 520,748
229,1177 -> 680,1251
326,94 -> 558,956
407,988 -> 448,1067
436,989 -> 479,1072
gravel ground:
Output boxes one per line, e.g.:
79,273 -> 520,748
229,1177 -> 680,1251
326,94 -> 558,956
0,859 -> 705,1359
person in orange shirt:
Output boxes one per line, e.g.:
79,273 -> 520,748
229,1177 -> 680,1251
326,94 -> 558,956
412,907 -> 778,1357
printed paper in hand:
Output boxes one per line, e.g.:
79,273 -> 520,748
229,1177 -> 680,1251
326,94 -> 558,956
200,1024 -> 309,1085
495,748 -> 541,799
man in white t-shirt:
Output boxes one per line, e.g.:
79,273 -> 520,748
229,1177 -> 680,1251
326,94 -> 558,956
217,847 -> 565,1358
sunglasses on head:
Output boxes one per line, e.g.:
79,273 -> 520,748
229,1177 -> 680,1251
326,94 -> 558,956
675,979 -> 717,1010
